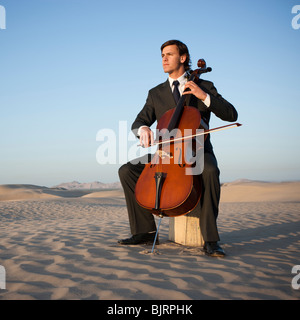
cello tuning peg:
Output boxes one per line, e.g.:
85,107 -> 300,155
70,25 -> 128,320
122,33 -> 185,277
197,59 -> 206,69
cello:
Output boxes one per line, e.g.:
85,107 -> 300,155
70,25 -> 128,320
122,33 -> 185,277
135,59 -> 212,218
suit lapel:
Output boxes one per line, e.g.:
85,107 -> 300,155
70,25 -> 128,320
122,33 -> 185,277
159,80 -> 177,109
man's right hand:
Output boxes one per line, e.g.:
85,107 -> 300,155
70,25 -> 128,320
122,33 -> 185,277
139,126 -> 154,148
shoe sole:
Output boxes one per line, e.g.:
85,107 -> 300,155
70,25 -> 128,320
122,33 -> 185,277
205,251 -> 225,258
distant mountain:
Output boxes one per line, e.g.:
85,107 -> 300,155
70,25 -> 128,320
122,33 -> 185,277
221,178 -> 270,187
52,181 -> 121,190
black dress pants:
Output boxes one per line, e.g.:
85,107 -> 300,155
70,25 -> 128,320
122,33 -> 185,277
118,152 -> 221,242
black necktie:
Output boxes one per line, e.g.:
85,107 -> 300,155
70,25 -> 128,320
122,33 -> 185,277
172,80 -> 180,104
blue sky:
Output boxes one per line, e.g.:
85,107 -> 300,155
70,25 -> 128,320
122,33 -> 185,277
0,0 -> 299,186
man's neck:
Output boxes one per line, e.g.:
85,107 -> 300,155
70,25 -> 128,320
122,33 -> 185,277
168,67 -> 186,80
168,72 -> 187,82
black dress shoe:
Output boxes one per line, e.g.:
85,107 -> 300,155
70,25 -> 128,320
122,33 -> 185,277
118,232 -> 159,245
203,242 -> 225,257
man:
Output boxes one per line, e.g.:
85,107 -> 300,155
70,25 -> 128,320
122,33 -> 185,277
118,40 -> 238,257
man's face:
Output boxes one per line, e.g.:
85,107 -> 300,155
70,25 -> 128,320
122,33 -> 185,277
161,45 -> 186,75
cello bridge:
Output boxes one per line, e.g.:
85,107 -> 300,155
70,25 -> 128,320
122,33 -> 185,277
156,150 -> 173,159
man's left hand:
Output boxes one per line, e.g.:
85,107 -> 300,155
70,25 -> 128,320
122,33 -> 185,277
183,81 -> 207,101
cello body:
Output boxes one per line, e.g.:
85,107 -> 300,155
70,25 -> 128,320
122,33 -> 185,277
135,105 -> 202,217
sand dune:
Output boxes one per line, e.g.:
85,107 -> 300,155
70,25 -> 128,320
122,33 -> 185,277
0,184 -> 124,202
82,189 -> 125,199
220,180 -> 300,202
0,185 -> 60,201
0,180 -> 299,300
1,180 -> 299,203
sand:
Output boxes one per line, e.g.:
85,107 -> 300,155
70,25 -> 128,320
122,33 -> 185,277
0,181 -> 299,300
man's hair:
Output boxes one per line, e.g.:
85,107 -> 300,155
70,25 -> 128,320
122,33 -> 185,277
160,40 -> 191,71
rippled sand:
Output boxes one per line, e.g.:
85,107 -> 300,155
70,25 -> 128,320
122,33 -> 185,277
0,182 -> 299,300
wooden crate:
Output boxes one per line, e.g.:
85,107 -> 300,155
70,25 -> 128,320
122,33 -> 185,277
169,208 -> 204,246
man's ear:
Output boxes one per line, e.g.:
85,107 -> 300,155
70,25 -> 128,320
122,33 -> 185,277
180,54 -> 187,64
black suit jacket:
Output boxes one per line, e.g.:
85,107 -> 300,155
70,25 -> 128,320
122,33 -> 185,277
132,79 -> 238,154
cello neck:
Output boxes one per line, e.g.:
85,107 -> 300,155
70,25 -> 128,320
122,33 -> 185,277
166,72 -> 195,132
